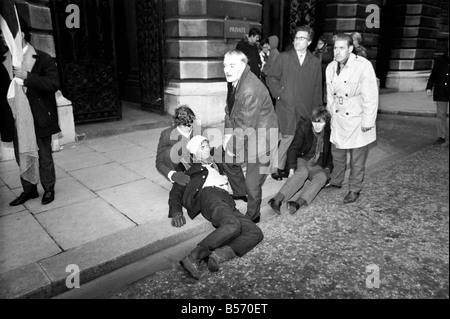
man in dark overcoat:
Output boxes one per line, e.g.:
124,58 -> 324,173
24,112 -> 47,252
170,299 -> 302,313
2,21 -> 60,206
266,25 -> 322,181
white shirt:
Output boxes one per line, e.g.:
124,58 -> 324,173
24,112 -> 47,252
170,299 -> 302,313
202,163 -> 230,193
168,127 -> 192,182
297,51 -> 306,66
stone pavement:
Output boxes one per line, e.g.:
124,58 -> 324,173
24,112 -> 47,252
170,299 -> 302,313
0,91 -> 447,299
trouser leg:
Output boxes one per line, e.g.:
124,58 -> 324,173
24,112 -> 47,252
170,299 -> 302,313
223,163 -> 247,197
297,166 -> 328,204
197,188 -> 242,256
330,144 -> 347,187
37,136 -> 55,192
277,134 -> 294,170
245,161 -> 267,220
436,101 -> 449,139
349,145 -> 369,193
225,212 -> 263,257
277,158 -> 309,201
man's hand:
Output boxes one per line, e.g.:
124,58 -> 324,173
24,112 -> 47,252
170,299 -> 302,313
13,67 -> 28,80
426,89 -> 433,96
171,214 -> 186,227
172,171 -> 190,186
361,126 -> 374,133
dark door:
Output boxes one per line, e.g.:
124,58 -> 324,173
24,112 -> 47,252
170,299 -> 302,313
50,0 -> 121,123
135,0 -> 165,113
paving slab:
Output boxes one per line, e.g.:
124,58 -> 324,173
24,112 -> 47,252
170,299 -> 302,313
0,263 -> 52,299
85,136 -> 137,154
97,179 -> 170,225
119,129 -> 165,149
0,160 -> 19,174
36,197 -> 136,251
17,177 -> 97,215
55,151 -> 112,172
0,211 -> 62,275
122,158 -> 166,182
103,145 -> 155,164
69,162 -> 143,191
0,186 -> 26,217
52,142 -> 93,160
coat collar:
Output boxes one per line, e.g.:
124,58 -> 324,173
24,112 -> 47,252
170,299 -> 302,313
288,49 -> 312,68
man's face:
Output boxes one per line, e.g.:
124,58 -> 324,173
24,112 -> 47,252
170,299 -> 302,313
312,118 -> 326,133
195,140 -> 211,162
334,40 -> 353,63
294,31 -> 311,52
224,54 -> 246,84
248,34 -> 260,45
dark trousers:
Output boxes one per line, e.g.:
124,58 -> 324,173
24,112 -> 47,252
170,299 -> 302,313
223,161 -> 268,220
13,133 -> 56,194
330,144 -> 369,193
197,187 -> 263,258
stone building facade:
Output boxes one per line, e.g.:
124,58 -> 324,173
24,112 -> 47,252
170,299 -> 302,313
14,0 -> 450,126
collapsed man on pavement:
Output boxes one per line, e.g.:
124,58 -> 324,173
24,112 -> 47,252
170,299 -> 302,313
169,135 -> 264,280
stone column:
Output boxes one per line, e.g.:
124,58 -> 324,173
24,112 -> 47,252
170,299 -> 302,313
323,0 -> 383,69
164,0 -> 262,125
385,0 -> 442,91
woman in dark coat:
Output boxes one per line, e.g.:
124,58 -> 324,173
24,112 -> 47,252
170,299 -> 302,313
426,49 -> 449,145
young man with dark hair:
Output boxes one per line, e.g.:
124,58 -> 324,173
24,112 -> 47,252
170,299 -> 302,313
236,27 -> 262,78
268,105 -> 333,214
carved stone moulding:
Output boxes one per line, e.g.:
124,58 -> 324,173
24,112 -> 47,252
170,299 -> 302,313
389,59 -> 433,71
392,27 -> 439,38
390,48 -> 436,60
165,40 -> 238,59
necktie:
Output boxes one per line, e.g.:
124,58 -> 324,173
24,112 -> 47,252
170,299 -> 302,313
227,83 -> 236,113
337,63 -> 343,75
299,54 -> 303,66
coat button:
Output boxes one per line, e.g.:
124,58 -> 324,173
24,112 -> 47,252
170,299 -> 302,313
345,94 -> 348,97
346,113 -> 349,115
334,93 -> 337,95
336,110 -> 339,113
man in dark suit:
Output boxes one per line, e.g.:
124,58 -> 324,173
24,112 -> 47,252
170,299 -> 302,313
266,26 -> 323,181
3,21 -> 60,206
170,135 -> 263,280
222,49 -> 279,224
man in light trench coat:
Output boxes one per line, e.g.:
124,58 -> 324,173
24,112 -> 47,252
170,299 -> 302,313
324,33 -> 378,204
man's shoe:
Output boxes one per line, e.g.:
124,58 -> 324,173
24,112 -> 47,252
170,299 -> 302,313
42,191 -> 55,205
433,137 -> 446,145
232,195 -> 248,203
9,191 -> 39,206
179,256 -> 202,280
268,198 -> 281,215
271,169 -> 288,181
323,182 -> 342,189
343,191 -> 360,204
286,201 -> 301,214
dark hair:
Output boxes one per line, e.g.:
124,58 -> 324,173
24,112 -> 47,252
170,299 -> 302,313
248,27 -> 261,38
334,33 -> 354,47
19,17 -> 31,43
294,25 -> 314,41
318,36 -> 327,46
311,105 -> 331,122
173,105 -> 196,127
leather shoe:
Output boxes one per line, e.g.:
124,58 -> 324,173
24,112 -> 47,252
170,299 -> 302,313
42,191 -> 55,205
323,182 -> 342,189
179,256 -> 202,280
9,191 -> 39,206
268,198 -> 281,215
245,213 -> 260,224
286,201 -> 301,214
271,169 -> 288,181
343,191 -> 360,204
232,195 -> 248,203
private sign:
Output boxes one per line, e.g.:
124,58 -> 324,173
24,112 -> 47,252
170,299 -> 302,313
224,19 -> 250,38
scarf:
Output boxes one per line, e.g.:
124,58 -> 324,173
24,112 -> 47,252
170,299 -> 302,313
7,45 -> 39,185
